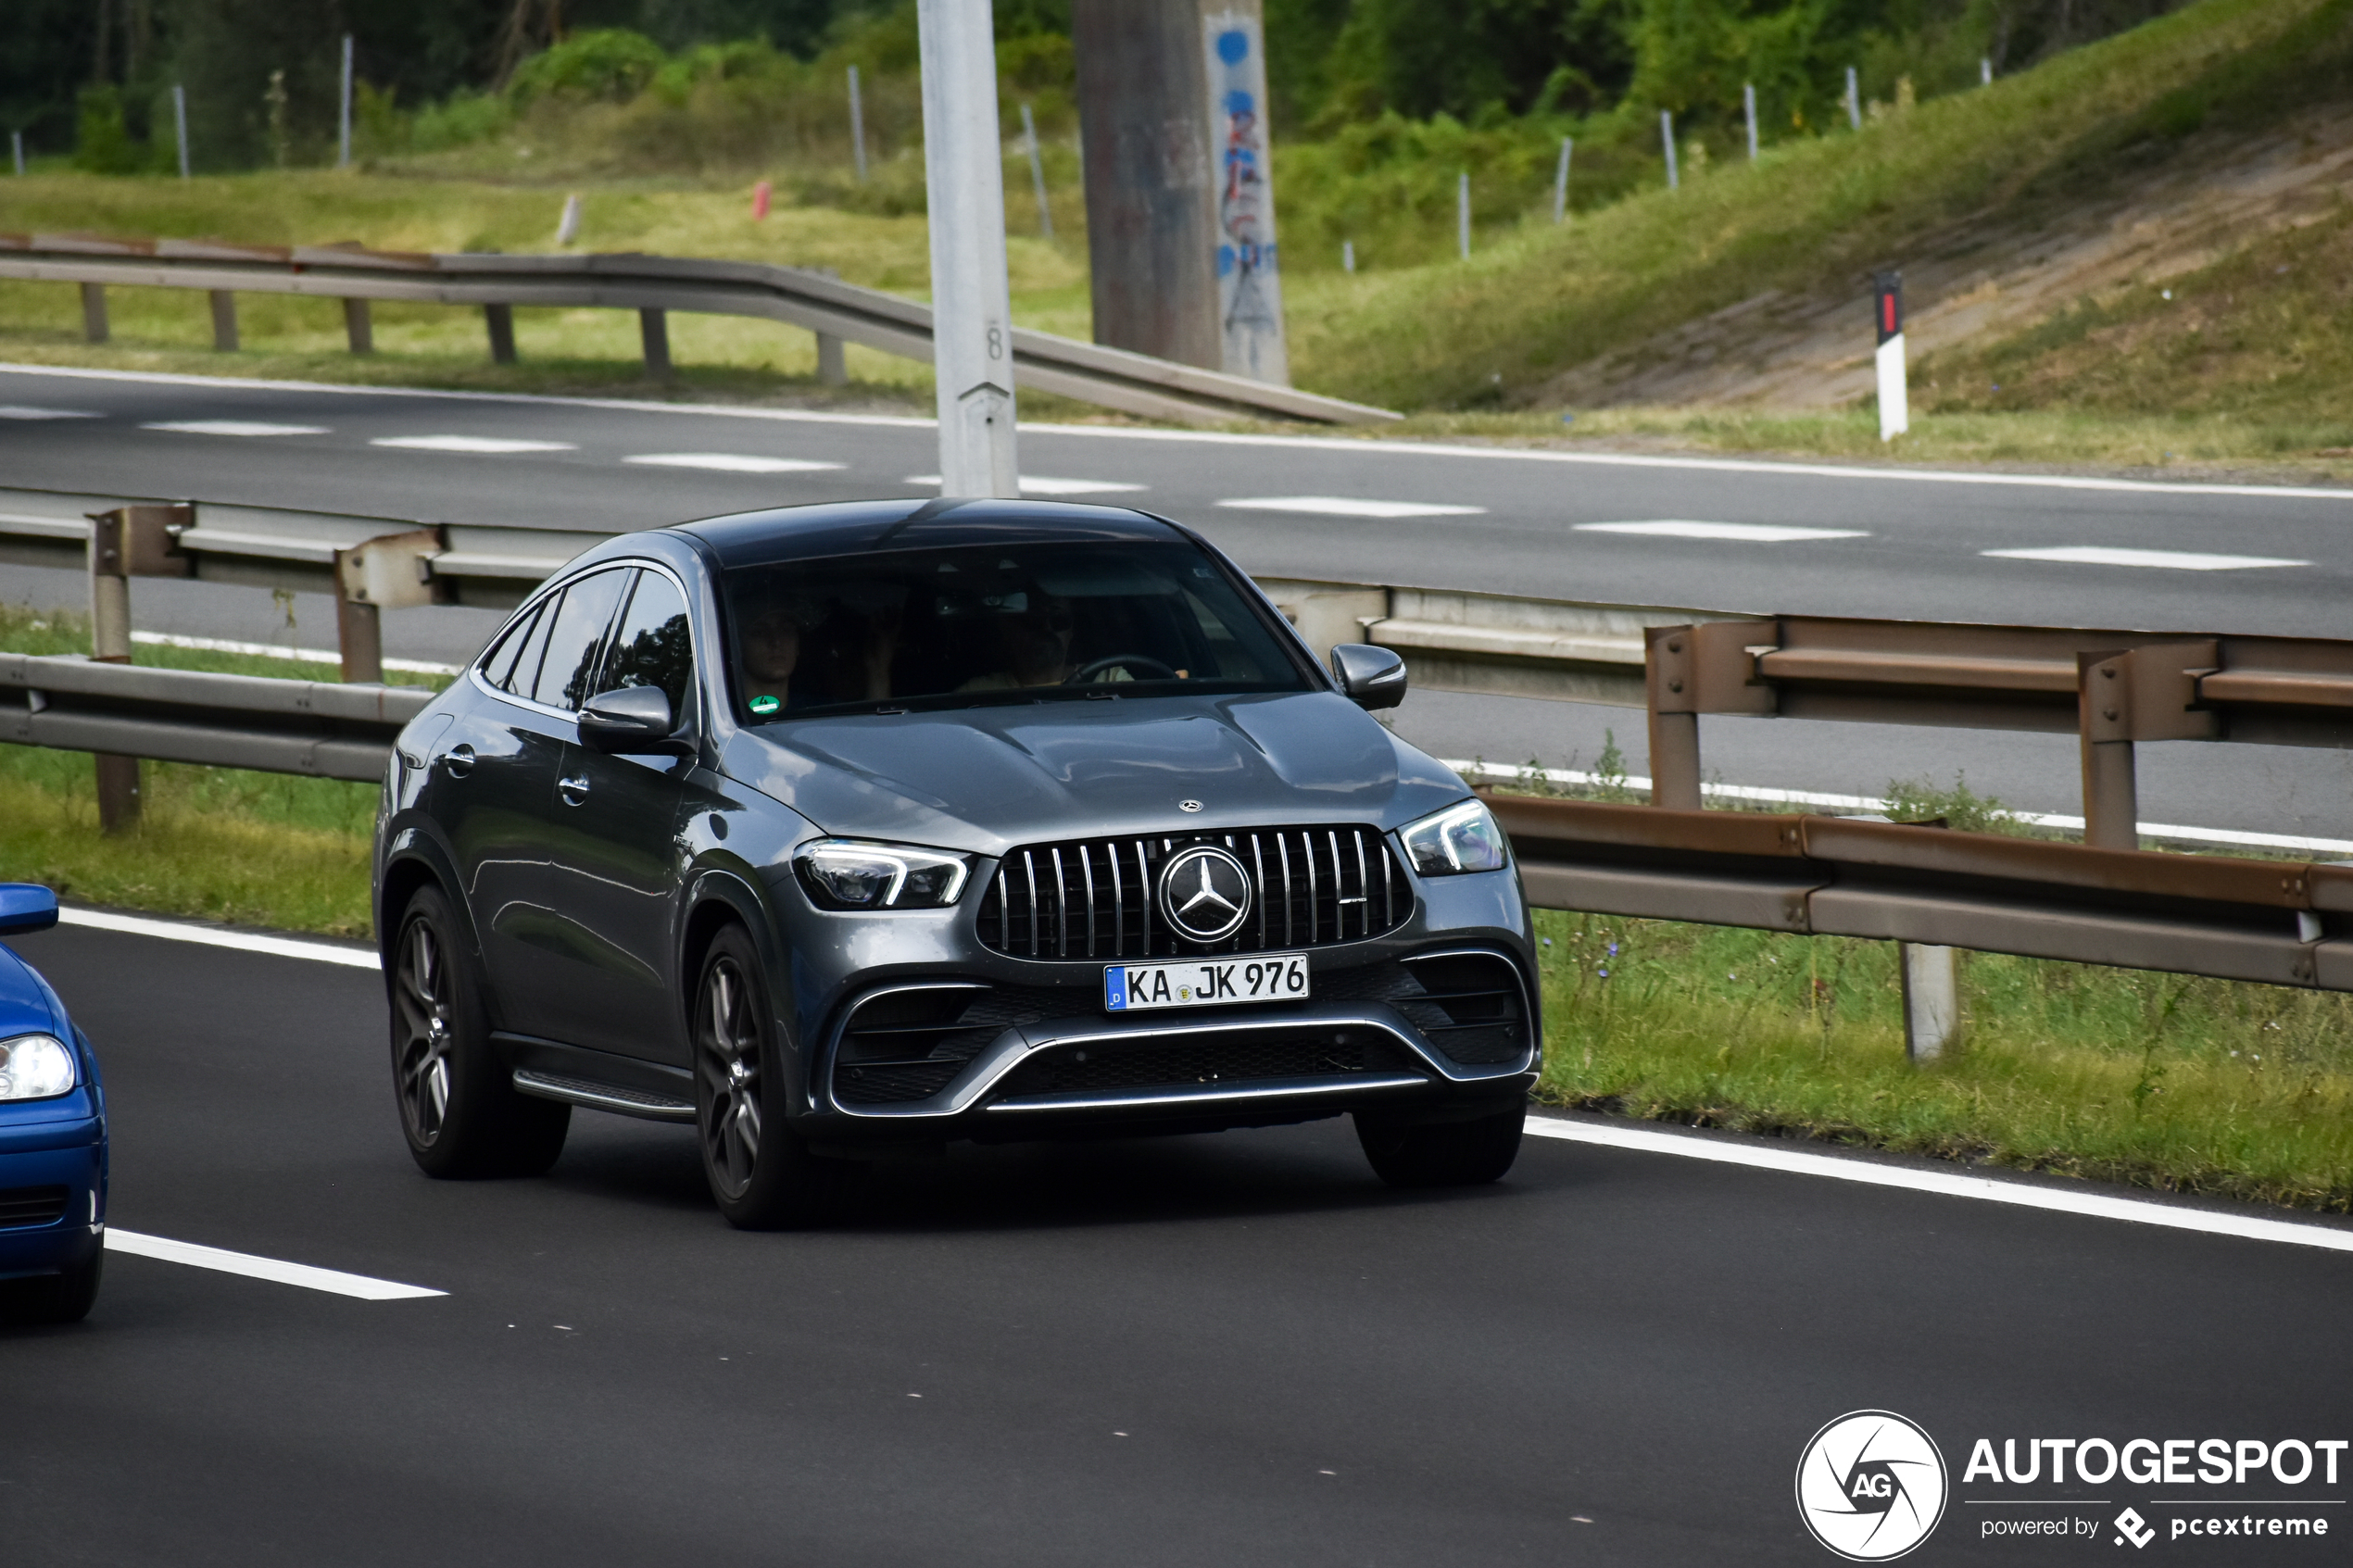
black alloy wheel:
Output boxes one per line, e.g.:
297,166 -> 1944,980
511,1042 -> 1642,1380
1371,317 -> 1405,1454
1354,1105 -> 1526,1187
693,924 -> 836,1229
390,885 -> 569,1178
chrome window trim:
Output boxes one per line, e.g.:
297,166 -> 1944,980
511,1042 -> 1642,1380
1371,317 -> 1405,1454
468,557 -> 702,723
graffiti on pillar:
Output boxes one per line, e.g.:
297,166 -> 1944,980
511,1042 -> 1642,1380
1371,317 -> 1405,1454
1203,13 -> 1290,386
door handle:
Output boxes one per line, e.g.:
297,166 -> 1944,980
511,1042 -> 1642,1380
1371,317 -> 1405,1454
441,745 -> 476,777
558,774 -> 590,806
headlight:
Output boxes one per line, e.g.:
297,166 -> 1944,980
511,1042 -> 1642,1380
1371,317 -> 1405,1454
795,839 -> 972,910
1400,799 -> 1509,876
0,1033 -> 76,1100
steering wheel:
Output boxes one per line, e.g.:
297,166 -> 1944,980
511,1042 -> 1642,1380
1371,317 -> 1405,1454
1065,654 -> 1177,684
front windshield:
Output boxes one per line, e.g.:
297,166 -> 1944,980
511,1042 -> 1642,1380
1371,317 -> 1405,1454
724,539 -> 1313,720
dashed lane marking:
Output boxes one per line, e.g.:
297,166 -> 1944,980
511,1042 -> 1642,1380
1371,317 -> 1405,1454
1524,1117 -> 2353,1254
1216,495 -> 1485,519
0,405 -> 101,420
107,1229 -> 444,1299
56,906 -> 379,969
904,474 -> 1145,495
1574,520 -> 1869,543
1982,545 -> 2309,571
624,453 -> 846,473
371,434 -> 576,454
140,420 -> 327,437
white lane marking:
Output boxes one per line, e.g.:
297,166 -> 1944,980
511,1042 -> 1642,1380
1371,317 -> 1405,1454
1575,520 -> 1869,543
904,473 -> 1146,495
371,434 -> 577,454
141,420 -> 327,437
1446,759 -> 2353,856
1523,1117 -> 2353,1255
624,453 -> 845,474
57,907 -> 380,969
0,405 -> 101,420
129,630 -> 460,676
1983,545 -> 2309,571
107,1229 -> 444,1299
1218,495 -> 1486,519
20,364 -> 2353,503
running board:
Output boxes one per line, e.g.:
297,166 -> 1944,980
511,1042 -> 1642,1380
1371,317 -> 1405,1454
512,1069 -> 696,1123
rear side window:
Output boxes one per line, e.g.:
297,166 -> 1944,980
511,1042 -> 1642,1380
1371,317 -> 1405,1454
601,571 -> 695,720
530,568 -> 633,711
482,599 -> 551,695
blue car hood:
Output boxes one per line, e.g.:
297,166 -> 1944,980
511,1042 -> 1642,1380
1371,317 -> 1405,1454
0,944 -> 65,1039
724,691 -> 1467,857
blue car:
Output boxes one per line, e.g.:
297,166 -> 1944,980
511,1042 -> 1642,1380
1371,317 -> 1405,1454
0,884 -> 105,1323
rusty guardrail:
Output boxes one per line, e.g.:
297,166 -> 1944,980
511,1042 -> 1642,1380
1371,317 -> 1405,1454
0,233 -> 1400,427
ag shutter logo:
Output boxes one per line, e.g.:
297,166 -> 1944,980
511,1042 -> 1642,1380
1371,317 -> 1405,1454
1797,1411 -> 1950,1562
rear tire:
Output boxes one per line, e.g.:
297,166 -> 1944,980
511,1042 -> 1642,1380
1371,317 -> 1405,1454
2,1245 -> 102,1324
693,924 -> 837,1230
390,885 -> 569,1178
1355,1105 -> 1525,1187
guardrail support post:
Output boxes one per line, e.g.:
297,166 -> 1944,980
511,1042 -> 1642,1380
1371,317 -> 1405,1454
484,304 -> 517,365
638,308 -> 672,380
80,283 -> 108,344
1645,625 -> 1703,809
2079,652 -> 2139,850
208,290 -> 238,352
343,298 -> 373,355
1900,943 -> 1959,1061
336,599 -> 383,684
333,528 -> 447,685
85,506 -> 193,834
816,332 -> 847,386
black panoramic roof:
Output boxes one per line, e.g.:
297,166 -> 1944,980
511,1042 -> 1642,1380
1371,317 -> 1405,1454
673,498 -> 1187,569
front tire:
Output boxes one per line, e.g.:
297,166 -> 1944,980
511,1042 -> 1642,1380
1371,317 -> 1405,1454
1355,1105 -> 1525,1187
390,886 -> 569,1178
694,925 -> 836,1229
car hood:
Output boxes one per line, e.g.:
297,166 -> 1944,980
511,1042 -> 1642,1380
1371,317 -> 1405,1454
0,943 -> 65,1040
721,691 -> 1468,856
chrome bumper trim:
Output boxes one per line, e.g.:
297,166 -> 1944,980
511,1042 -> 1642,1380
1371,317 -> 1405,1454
513,1069 -> 696,1123
984,1073 -> 1433,1114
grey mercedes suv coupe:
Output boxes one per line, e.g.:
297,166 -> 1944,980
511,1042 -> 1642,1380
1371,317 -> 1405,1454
374,499 -> 1538,1226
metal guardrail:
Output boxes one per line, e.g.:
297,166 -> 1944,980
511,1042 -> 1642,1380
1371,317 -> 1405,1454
0,233 -> 1401,428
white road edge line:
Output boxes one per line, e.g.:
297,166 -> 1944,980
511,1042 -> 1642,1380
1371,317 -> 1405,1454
130,630 -> 460,676
1447,759 -> 2353,856
106,1228 -> 444,1299
19,362 -> 2353,502
1523,1116 -> 2353,1254
56,907 -> 380,969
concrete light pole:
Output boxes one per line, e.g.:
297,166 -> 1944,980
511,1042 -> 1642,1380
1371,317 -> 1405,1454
917,0 -> 1018,498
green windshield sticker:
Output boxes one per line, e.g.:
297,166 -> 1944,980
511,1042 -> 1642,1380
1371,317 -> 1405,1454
748,694 -> 780,715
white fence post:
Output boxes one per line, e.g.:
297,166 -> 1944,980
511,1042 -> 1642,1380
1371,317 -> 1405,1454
1552,136 -> 1572,223
1341,239 -> 1354,273
1020,101 -> 1053,239
172,84 -> 190,178
338,34 -> 354,168
1456,170 -> 1470,257
555,194 -> 582,246
1660,110 -> 1678,190
1981,57 -> 1994,86
1743,83 -> 1758,160
10,132 -> 21,176
918,0 -> 1019,499
848,64 -> 868,183
1874,270 -> 1907,441
1845,66 -> 1861,130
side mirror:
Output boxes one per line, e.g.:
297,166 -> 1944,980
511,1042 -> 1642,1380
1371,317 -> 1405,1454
1329,644 -> 1407,710
579,686 -> 689,756
0,884 -> 59,936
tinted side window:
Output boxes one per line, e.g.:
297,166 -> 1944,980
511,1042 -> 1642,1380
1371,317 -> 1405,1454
601,571 -> 695,720
480,600 -> 547,693
530,568 -> 632,711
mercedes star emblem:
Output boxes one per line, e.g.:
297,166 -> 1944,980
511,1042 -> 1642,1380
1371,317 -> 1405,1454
1158,844 -> 1252,943
1178,799 -> 1203,812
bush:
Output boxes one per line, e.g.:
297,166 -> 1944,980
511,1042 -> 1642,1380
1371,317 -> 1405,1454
508,30 -> 670,109
72,86 -> 143,176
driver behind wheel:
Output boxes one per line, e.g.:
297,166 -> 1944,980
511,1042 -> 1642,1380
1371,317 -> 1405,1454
956,590 -> 1090,691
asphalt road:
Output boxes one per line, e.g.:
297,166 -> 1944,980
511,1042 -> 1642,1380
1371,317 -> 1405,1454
5,919 -> 2351,1566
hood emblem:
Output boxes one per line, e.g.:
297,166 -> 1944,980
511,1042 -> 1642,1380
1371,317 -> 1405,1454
1178,799 -> 1203,812
1159,845 -> 1252,943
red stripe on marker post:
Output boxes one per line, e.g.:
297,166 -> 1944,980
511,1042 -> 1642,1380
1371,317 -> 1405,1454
1872,270 -> 1907,441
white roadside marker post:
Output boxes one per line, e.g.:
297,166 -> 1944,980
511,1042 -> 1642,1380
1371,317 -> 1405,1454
1874,270 -> 1908,441
1341,239 -> 1354,273
1456,171 -> 1470,258
1552,136 -> 1571,222
1902,942 -> 1960,1062
918,0 -> 1019,499
1743,82 -> 1758,159
1845,66 -> 1861,130
1981,56 -> 1993,86
848,65 -> 868,184
338,34 -> 354,168
556,193 -> 582,245
1021,101 -> 1053,239
11,131 -> 22,175
172,84 -> 190,178
1660,110 -> 1678,190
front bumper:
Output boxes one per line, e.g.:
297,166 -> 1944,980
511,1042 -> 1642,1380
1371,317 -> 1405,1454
0,1107 -> 106,1281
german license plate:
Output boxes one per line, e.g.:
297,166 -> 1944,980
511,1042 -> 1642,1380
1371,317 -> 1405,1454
1104,953 -> 1310,1013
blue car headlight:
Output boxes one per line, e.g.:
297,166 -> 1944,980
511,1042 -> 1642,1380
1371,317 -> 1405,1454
0,1033 -> 76,1100
795,839 -> 973,910
1399,799 -> 1509,876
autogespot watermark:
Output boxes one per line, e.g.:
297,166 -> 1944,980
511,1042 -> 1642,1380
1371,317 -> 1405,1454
1799,1413 -> 2347,1557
